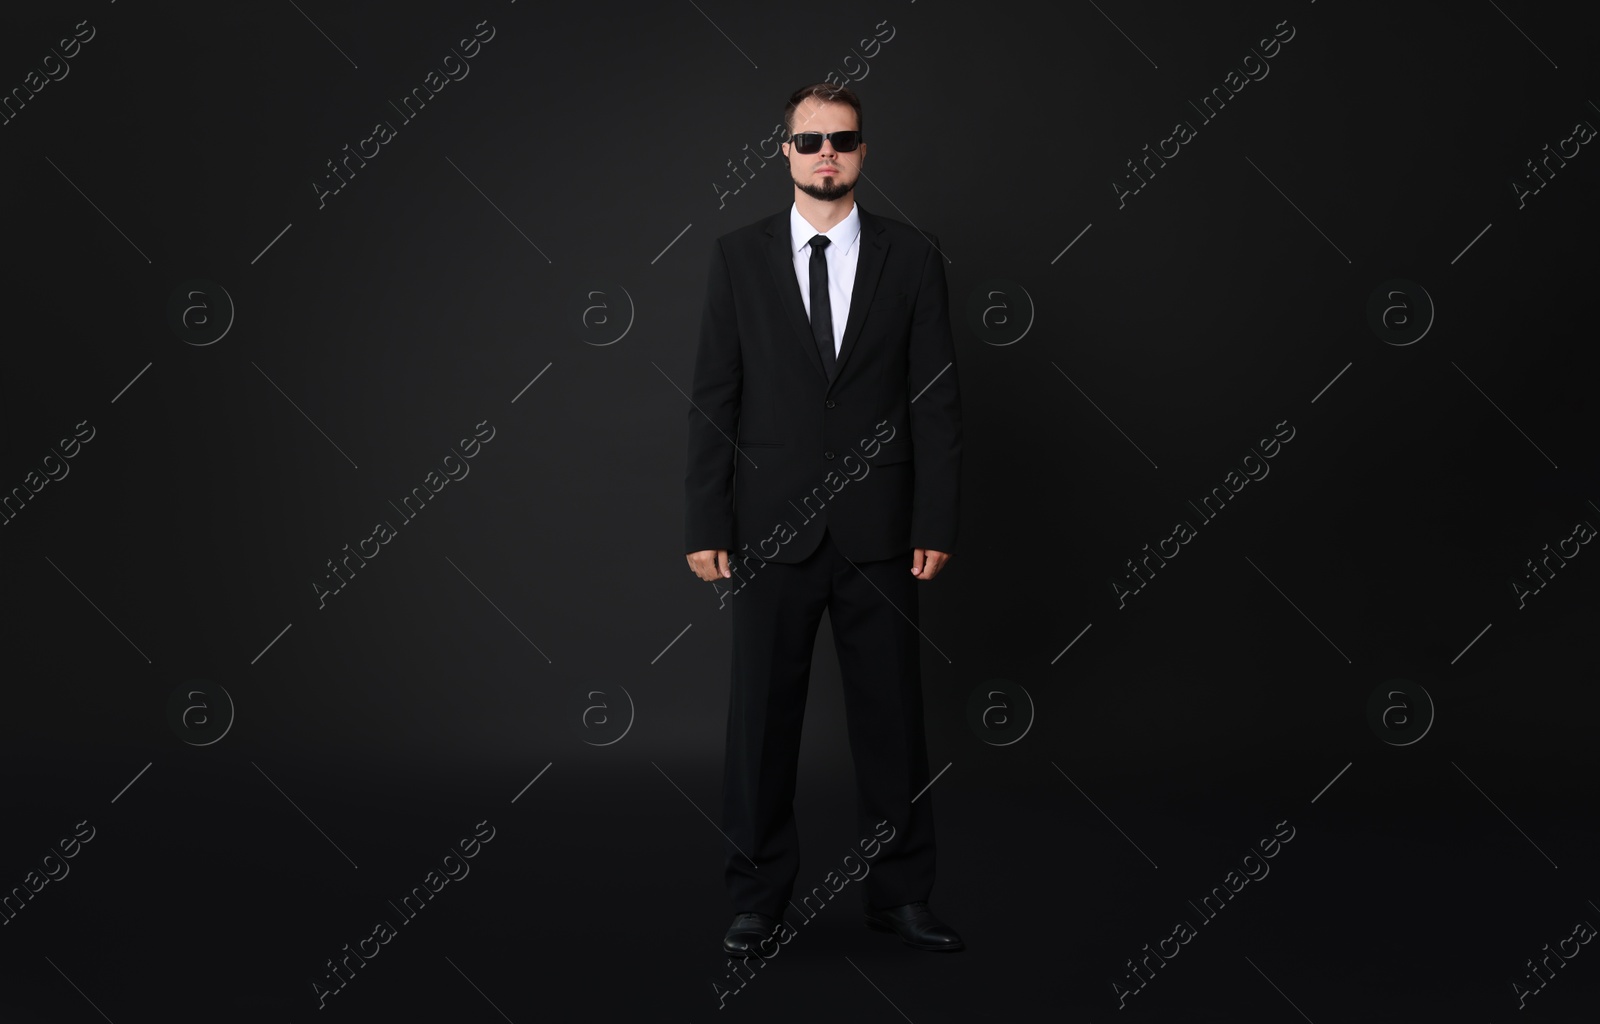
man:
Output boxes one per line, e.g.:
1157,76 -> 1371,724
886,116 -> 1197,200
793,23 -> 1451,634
683,83 -> 964,958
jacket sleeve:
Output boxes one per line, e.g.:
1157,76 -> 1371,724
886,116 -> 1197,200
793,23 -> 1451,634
908,234 -> 961,554
683,238 -> 743,554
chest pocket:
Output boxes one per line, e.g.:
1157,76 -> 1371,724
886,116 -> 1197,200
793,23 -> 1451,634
866,291 -> 909,330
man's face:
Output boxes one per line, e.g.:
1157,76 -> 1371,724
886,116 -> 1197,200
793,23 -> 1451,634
782,98 -> 865,203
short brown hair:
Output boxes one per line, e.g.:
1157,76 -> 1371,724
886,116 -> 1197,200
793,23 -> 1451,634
783,83 -> 863,141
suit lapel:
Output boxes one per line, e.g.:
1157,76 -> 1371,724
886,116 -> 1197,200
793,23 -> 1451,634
764,203 -> 889,387
765,213 -> 825,381
834,205 -> 887,385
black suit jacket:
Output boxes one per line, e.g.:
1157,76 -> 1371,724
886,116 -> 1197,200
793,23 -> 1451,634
684,203 -> 961,565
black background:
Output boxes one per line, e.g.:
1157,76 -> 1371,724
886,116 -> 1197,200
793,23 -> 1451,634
2,1 -> 1597,1021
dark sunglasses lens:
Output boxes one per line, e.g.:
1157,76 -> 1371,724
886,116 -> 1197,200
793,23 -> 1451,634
832,131 -> 860,151
792,133 -> 822,153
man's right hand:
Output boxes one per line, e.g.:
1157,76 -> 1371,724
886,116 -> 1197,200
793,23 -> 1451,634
687,549 -> 732,581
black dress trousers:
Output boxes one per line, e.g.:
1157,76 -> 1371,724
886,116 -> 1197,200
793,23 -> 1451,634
721,525 -> 937,918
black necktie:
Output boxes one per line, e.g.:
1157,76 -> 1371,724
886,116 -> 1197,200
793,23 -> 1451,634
808,234 -> 836,378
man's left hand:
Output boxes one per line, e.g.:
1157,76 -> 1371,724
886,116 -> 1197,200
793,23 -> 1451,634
911,548 -> 950,580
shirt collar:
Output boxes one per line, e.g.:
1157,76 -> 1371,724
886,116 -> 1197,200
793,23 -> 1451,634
790,201 -> 862,256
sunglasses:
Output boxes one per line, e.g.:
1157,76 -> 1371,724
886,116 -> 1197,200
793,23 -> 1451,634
787,130 -> 863,154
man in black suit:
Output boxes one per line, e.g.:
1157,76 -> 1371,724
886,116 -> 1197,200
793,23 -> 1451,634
684,83 -> 964,957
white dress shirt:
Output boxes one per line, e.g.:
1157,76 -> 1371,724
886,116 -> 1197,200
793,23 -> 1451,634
789,201 -> 861,357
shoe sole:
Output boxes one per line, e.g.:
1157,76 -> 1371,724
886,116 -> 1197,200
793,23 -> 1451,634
864,915 -> 966,952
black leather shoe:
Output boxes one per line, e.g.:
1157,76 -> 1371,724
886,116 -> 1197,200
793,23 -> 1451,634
723,912 -> 781,957
864,901 -> 965,951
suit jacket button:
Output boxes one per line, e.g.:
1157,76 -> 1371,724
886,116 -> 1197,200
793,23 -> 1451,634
824,450 -> 835,460
825,400 -> 835,408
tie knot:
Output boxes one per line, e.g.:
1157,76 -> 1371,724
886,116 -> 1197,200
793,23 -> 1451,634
808,234 -> 830,252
